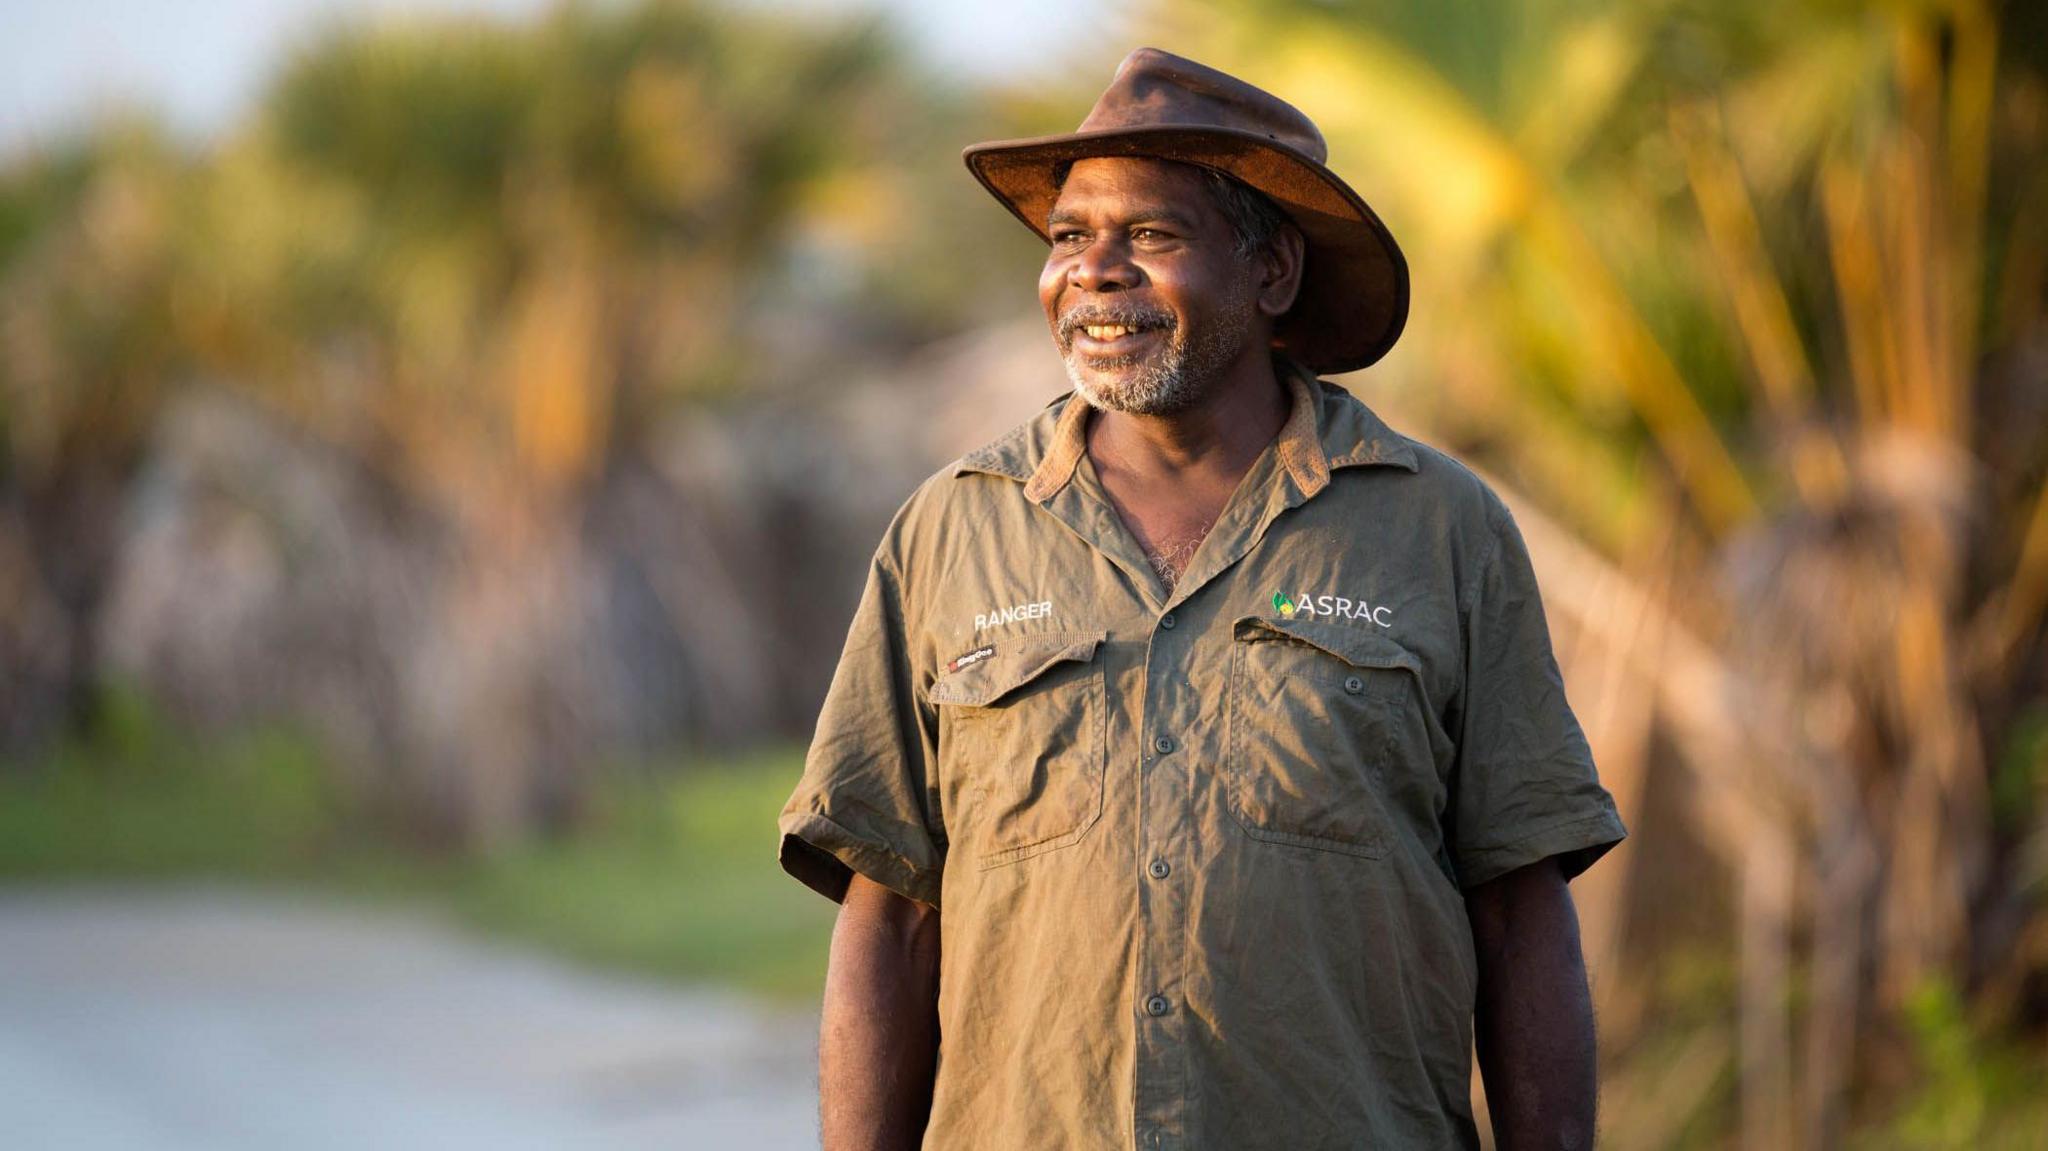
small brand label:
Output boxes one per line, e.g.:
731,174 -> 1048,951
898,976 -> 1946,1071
945,645 -> 996,674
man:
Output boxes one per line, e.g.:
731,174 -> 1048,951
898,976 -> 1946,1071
777,47 -> 1627,1151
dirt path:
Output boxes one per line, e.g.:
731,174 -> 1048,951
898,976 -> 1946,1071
0,885 -> 821,1150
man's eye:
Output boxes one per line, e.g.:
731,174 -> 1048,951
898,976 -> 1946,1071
1051,229 -> 1088,246
1132,227 -> 1171,242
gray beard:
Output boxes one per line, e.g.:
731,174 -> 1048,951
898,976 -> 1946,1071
1064,348 -> 1202,415
1058,278 -> 1257,416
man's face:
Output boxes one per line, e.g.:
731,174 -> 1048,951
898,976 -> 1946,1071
1038,156 -> 1263,415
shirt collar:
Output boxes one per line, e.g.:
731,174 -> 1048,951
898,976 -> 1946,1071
952,355 -> 1418,500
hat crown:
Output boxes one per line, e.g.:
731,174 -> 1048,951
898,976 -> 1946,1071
1075,48 -> 1329,165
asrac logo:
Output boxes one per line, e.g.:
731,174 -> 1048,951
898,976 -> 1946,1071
1272,590 -> 1393,628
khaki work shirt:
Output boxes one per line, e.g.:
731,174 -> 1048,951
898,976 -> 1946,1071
778,356 -> 1628,1150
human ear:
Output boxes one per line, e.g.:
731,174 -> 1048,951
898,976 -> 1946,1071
1257,223 -> 1306,318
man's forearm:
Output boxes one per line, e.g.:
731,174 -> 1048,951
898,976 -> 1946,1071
820,872 -> 942,1151
1468,857 -> 1598,1151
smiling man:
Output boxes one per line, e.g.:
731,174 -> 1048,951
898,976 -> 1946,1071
777,48 -> 1628,1151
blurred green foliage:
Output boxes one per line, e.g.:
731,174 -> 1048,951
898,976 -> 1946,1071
449,748 -> 835,1001
0,684 -> 351,878
0,0 -> 1047,517
0,697 -> 832,1000
1869,979 -> 2048,1151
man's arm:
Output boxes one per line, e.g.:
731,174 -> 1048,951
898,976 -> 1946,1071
820,872 -> 942,1151
1467,856 -> 1598,1151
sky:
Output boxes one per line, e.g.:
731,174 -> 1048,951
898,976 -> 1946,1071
0,0 -> 1133,154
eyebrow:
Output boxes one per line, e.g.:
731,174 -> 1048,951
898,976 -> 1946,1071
1045,207 -> 1202,232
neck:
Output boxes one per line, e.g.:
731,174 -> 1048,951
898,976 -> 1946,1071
1086,349 -> 1290,480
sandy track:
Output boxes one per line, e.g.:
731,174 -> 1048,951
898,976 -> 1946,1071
0,885 -> 821,1150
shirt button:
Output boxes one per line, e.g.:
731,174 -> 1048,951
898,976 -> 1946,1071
1145,994 -> 1171,1016
1147,858 -> 1171,879
1343,675 -> 1365,694
1159,612 -> 1177,630
1153,734 -> 1175,755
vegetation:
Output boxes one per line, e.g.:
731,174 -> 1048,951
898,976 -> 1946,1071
0,686 -> 353,878
0,0 -> 1044,842
445,748 -> 836,1000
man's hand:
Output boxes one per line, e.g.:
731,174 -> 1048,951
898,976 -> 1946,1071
820,872 -> 942,1151
1467,856 -> 1598,1151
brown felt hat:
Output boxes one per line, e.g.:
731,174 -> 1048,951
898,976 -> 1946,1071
963,47 -> 1408,373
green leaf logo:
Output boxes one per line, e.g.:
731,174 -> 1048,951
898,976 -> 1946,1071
1272,592 -> 1295,616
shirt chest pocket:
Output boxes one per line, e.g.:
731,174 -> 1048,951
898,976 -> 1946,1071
1224,615 -> 1429,860
929,630 -> 1108,870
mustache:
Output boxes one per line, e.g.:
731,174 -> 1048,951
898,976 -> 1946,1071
1056,303 -> 1176,348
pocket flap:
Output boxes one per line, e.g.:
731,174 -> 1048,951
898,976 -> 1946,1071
1231,614 -> 1421,675
928,630 -> 1107,708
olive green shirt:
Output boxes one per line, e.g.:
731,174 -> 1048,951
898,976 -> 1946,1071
778,356 -> 1627,1150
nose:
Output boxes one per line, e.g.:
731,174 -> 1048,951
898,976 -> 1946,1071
1065,234 -> 1137,294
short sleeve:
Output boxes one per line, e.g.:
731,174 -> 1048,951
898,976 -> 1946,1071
777,548 -> 946,907
1447,501 -> 1627,889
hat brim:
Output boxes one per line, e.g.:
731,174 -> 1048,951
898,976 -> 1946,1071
963,125 -> 1408,374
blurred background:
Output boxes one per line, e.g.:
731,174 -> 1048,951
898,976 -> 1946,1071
1,0 -> 2044,1147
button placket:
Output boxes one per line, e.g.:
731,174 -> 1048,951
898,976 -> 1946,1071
1135,612 -> 1192,1147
